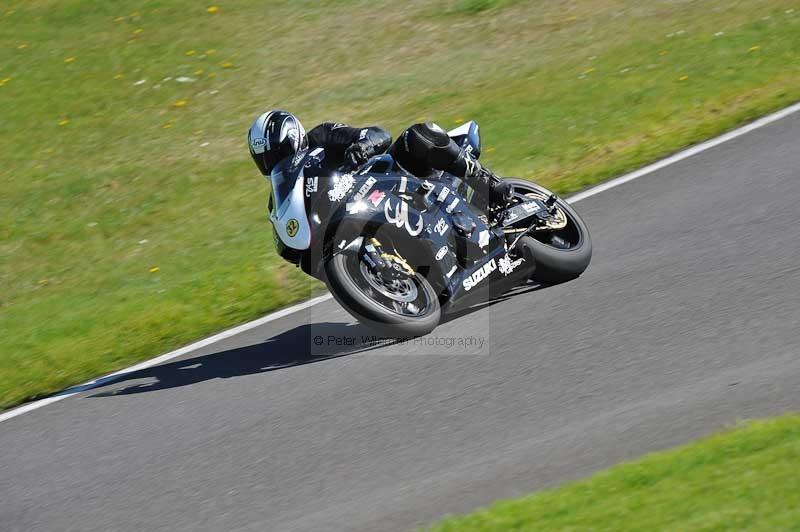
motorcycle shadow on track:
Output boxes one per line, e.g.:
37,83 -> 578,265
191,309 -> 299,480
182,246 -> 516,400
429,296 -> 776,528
90,322 -> 389,398
89,282 -> 546,398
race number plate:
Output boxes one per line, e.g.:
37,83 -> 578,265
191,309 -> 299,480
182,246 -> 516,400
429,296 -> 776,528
500,199 -> 548,227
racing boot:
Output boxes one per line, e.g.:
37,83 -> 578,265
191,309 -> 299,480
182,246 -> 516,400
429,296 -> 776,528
452,147 -> 514,209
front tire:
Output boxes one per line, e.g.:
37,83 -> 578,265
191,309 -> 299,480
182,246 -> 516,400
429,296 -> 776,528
504,178 -> 592,284
325,252 -> 441,338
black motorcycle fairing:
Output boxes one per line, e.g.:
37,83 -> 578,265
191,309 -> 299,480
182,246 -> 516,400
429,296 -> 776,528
317,174 -> 465,292
276,150 -> 535,310
441,244 -> 535,313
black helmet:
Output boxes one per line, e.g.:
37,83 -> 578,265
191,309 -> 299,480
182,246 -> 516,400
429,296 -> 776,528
247,110 -> 308,175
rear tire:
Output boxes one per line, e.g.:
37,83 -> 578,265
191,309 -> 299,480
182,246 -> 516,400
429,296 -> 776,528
325,252 -> 441,338
504,179 -> 592,284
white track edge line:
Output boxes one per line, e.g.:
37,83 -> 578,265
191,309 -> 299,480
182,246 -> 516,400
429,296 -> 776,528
0,294 -> 333,423
3,101 -> 800,424
567,102 -> 800,203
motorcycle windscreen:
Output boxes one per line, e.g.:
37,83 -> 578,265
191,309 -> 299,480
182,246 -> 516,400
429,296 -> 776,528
270,164 -> 299,211
269,160 -> 312,250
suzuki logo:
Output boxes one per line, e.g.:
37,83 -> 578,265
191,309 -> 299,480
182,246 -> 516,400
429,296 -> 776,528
462,258 -> 497,291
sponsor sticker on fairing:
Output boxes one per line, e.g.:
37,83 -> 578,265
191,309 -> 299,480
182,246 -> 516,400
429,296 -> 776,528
352,177 -> 376,202
305,176 -> 318,197
478,229 -> 490,248
422,180 -> 435,199
498,254 -> 524,276
328,173 -> 355,202
346,201 -> 364,214
522,201 -> 541,214
435,246 -> 448,261
286,218 -> 299,237
367,189 -> 385,206
445,198 -> 460,214
398,175 -> 407,193
434,218 -> 449,236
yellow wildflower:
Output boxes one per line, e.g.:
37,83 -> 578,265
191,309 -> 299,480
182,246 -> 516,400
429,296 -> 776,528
173,100 -> 188,108
194,69 -> 204,75
185,50 -> 196,56
162,123 -> 173,129
207,6 -> 219,13
64,56 -> 77,63
58,119 -> 70,126
133,28 -> 143,35
221,61 -> 234,68
114,16 -> 125,22
749,45 -> 760,52
149,266 -> 160,273
0,78 -> 10,87
18,43 -> 28,49
678,75 -> 689,81
582,67 -> 595,74
206,49 -> 217,55
38,279 -> 49,286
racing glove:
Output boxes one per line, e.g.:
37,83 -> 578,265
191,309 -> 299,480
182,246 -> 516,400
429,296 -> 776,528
343,142 -> 371,170
488,177 -> 514,206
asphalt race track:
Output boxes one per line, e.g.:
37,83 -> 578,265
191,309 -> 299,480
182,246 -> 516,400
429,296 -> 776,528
3,111 -> 800,532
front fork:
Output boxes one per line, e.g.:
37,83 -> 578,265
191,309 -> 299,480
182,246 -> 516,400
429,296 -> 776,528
336,236 -> 414,281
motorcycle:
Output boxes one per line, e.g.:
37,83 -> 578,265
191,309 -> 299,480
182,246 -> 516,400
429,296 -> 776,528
267,121 -> 592,337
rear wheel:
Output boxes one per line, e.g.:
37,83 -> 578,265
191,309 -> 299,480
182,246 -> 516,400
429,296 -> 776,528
325,251 -> 441,338
504,178 -> 592,284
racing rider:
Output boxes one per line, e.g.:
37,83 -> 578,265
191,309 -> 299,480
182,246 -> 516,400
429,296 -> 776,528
247,109 -> 513,207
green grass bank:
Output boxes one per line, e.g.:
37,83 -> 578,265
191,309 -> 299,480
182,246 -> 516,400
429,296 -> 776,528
430,414 -> 800,531
2,0 -> 800,408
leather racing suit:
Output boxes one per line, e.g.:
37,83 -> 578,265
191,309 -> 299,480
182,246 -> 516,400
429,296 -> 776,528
308,121 -> 512,206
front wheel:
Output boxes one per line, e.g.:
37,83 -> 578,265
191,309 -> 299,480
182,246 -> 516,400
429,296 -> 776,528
325,252 -> 441,338
504,178 -> 592,284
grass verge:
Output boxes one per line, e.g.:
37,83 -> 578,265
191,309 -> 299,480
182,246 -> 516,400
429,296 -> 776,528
430,414 -> 800,531
2,1 -> 800,408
